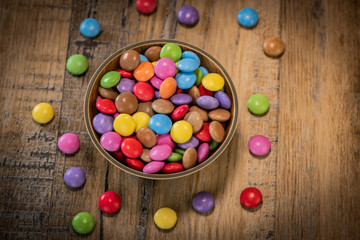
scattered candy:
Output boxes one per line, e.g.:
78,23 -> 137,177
80,18 -> 101,38
248,135 -> 271,156
98,191 -> 122,214
64,167 -> 86,188
32,102 -> 55,124
263,37 -> 285,57
136,0 -> 157,14
240,187 -> 262,209
154,207 -> 177,229
177,6 -> 199,25
192,191 -> 215,213
66,54 -> 89,75
237,8 -> 258,28
247,94 -> 269,115
72,212 -> 95,234
58,133 -> 80,154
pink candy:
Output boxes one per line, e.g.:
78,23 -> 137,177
100,131 -> 122,152
156,133 -> 176,149
143,161 -> 165,174
150,144 -> 172,161
58,133 -> 80,154
197,143 -> 209,163
248,135 -> 271,156
154,58 -> 176,79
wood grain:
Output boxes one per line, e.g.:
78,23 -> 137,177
0,0 -> 358,239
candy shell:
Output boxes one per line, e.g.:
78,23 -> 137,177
182,51 -> 200,64
115,92 -> 138,114
202,73 -> 225,91
113,114 -> 136,136
208,109 -> 231,122
116,78 -> 135,93
175,71 -> 196,89
133,61 -> 154,82
98,191 -> 122,214
112,150 -> 125,162
66,54 -> 89,75
152,99 -> 174,114
143,161 -> 165,174
177,6 -> 199,25
189,106 -> 208,121
121,138 -> 143,158
263,38 -> 285,57
64,167 -> 86,188
92,113 -> 114,134
120,49 -> 140,71
247,94 -> 269,115
183,111 -> 203,133
182,147 -> 197,169
157,133 -> 176,149
195,122 -> 211,142
188,86 -> 200,104
177,136 -> 199,149
148,114 -> 172,134
171,105 -> 189,121
192,191 -> 215,213
209,140 -> 220,151
137,127 -> 157,148
209,121 -> 226,142
160,43 -> 182,62
96,99 -> 117,114
150,76 -> 164,89
197,142 -> 209,163
116,69 -> 133,79
126,158 -> 145,171
96,96 -> 103,102
98,86 -> 118,100
176,58 -> 200,72
100,131 -> 122,152
140,148 -> 152,162
150,144 -> 172,161
170,94 -> 192,105
72,212 -> 95,234
140,54 -> 148,62
240,187 -> 262,209
154,207 -> 177,230
176,88 -> 184,94
167,152 -> 182,162
159,77 -> 177,99
80,18 -> 101,38
136,0 -> 157,14
214,91 -> 231,109
162,163 -> 184,174
58,133 -> 81,154
248,135 -> 271,156
154,90 -> 161,99
32,102 -> 55,124
132,112 -> 150,132
199,83 -> 213,97
100,71 -> 121,88
154,58 -> 176,79
237,8 -> 258,28
174,148 -> 185,155
170,120 -> 193,143
133,82 -> 155,101
196,96 -> 219,110
138,101 -> 155,117
194,68 -> 203,86
144,46 -> 161,62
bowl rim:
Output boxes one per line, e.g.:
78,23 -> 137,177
84,39 -> 238,180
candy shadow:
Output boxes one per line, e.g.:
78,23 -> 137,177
239,19 -> 259,30
178,21 -> 199,28
194,206 -> 215,216
248,109 -> 269,117
156,221 -> 177,233
249,149 -> 271,159
240,201 -> 263,212
264,51 -> 285,59
65,183 -> 86,191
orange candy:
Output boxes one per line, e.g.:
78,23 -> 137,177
133,62 -> 154,82
159,77 -> 177,99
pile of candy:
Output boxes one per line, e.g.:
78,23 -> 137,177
92,43 -> 232,174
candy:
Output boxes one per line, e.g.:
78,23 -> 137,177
100,71 -> 121,88
98,86 -> 118,100
137,101 -> 155,117
167,152 -> 182,162
132,112 -> 150,132
174,148 -> 185,155
159,77 -> 177,99
115,92 -> 138,114
113,113 -> 136,136
152,99 -> 174,114
214,91 -> 231,109
182,147 -> 197,169
248,135 -> 271,156
199,83 -> 213,96
154,207 -> 177,229
171,104 -> 189,121
96,96 -> 103,102
32,102 -> 55,124
72,212 -> 95,234
208,109 -> 231,122
136,0 -> 157,14
140,149 -> 152,162
112,150 -> 125,162
116,69 -> 133,78
237,8 -> 258,28
177,136 -> 199,149
150,76 -> 163,89
184,111 -> 203,133
160,43 -> 182,62
154,58 -> 176,79
100,131 -> 122,152
202,73 -> 224,91
121,138 -> 143,158
157,133 -> 176,149
144,46 -> 161,62
209,140 -> 220,151
175,71 -> 196,89
140,54 -> 148,62
126,158 -> 145,171
199,66 -> 209,76
192,191 -> 215,213
98,191 -> 121,214
195,122 -> 211,142
120,50 -> 141,71
170,120 -> 193,143
247,94 -> 269,115
209,121 -> 226,142
143,161 -> 165,173
133,82 -> 154,101
154,90 -> 161,99
240,187 -> 262,209
96,99 -> 117,114
136,127 -> 157,148
194,68 -> 203,86
197,143 -> 209,163
188,86 -> 201,104
58,133 -> 80,154
263,38 -> 285,57
134,61 -> 154,81
116,78 -> 135,93
170,93 -> 192,105
80,18 -> 101,38
176,58 -> 200,72
196,96 -> 219,110
189,106 -> 208,121
162,163 -> 184,173
148,114 -> 172,134
177,6 -> 199,25
150,144 -> 172,161
182,51 -> 200,64
66,54 -> 89,75
64,167 -> 86,188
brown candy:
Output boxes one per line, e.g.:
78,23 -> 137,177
208,109 -> 231,122
188,86 -> 200,104
98,86 -> 119,101
209,121 -> 225,142
189,106 -> 208,122
263,38 -> 285,57
184,111 -> 203,133
140,149 -> 152,163
144,46 -> 161,62
136,128 -> 157,148
119,49 -> 141,71
137,101 -> 155,117
152,99 -> 174,114
115,92 -> 138,114
182,147 -> 197,169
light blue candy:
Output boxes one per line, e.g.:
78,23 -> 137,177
175,71 -> 196,89
176,58 -> 200,72
182,51 -> 200,64
140,54 -> 149,62
237,8 -> 258,28
149,114 -> 172,134
80,18 -> 101,38
199,66 -> 209,76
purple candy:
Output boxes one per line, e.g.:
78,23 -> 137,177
157,133 -> 176,149
197,143 -> 209,163
177,6 -> 199,25
150,144 -> 173,161
177,136 -> 199,149
154,90 -> 161,99
192,191 -> 215,213
92,113 -> 114,134
143,161 -> 165,174
214,91 -> 231,109
116,78 -> 135,93
154,58 -> 176,79
150,76 -> 164,89
170,94 -> 192,105
96,95 -> 102,102
64,167 -> 86,188
196,96 -> 219,110
100,131 -> 122,152
248,135 -> 271,156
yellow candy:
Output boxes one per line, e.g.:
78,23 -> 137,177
170,120 -> 192,143
113,114 -> 136,136
151,61 -> 157,67
202,73 -> 225,91
132,112 -> 150,132
154,207 -> 177,230
32,102 -> 55,124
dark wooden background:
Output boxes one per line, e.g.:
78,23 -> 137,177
0,0 -> 359,239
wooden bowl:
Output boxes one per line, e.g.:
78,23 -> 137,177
84,39 -> 238,180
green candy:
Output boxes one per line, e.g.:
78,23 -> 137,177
167,152 -> 183,162
72,212 -> 95,234
219,87 -> 224,92
66,54 -> 89,75
194,68 -> 203,86
209,140 -> 220,151
174,148 -> 185,155
160,43 -> 182,62
100,71 -> 121,88
247,94 -> 269,115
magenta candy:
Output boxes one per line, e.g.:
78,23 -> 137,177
149,144 -> 172,161
248,135 -> 271,156
100,131 -> 122,152
58,133 -> 80,154
177,136 -> 199,149
96,96 -> 102,102
114,112 -> 120,118
154,58 -> 176,79
150,76 -> 164,89
143,161 -> 165,174
157,133 -> 176,149
116,78 -> 135,93
197,143 -> 209,163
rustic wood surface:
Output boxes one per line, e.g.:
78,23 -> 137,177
0,0 -> 359,239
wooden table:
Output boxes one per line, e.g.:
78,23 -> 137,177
0,0 -> 359,239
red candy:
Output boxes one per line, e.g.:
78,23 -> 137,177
112,150 -> 125,162
171,105 -> 189,121
162,163 -> 184,173
121,138 -> 143,158
98,191 -> 122,214
136,0 -> 157,14
176,88 -> 184,94
240,187 -> 263,209
133,82 -> 155,101
199,83 -> 213,96
195,122 -> 211,142
126,158 -> 145,171
116,69 -> 133,78
96,99 -> 117,114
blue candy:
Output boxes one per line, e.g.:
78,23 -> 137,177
176,58 -> 200,72
149,114 -> 172,134
237,8 -> 258,28
175,71 -> 196,89
80,18 -> 101,38
140,54 -> 149,62
199,66 -> 209,76
182,51 -> 200,64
